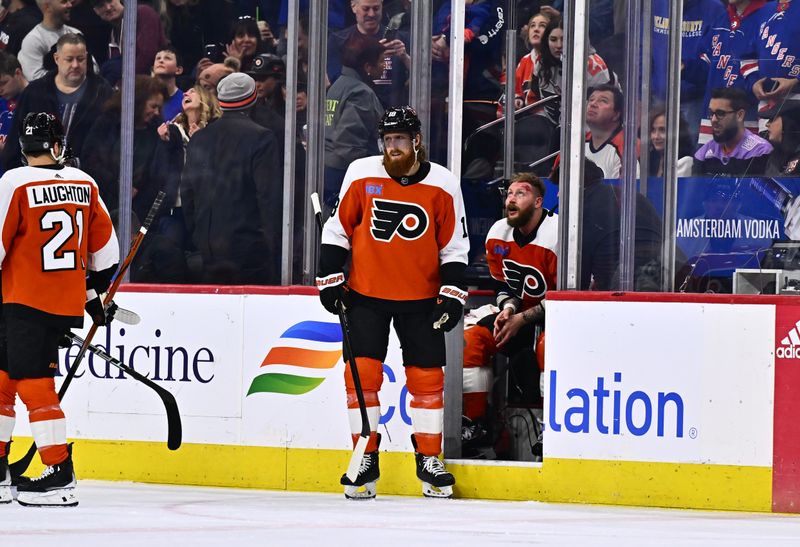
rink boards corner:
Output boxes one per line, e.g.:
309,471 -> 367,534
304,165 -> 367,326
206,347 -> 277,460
8,285 -> 800,513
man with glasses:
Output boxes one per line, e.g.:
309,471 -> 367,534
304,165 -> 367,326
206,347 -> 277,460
694,87 -> 772,176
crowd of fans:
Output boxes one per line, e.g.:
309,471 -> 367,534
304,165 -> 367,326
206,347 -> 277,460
0,0 -> 797,289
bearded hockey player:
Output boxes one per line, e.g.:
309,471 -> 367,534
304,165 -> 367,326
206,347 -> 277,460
0,113 -> 119,507
316,106 -> 469,499
462,173 -> 557,456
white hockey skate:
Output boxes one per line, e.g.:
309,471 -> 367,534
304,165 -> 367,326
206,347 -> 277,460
16,453 -> 78,507
0,454 -> 11,504
340,450 -> 379,500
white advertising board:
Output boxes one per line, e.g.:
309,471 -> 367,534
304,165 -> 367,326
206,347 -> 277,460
545,300 -> 775,466
13,292 -> 416,452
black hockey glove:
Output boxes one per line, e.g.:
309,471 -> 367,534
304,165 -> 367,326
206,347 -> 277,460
430,285 -> 468,332
316,272 -> 348,315
85,290 -> 117,327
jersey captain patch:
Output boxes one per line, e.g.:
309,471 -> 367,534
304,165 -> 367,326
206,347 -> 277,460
370,198 -> 429,241
501,259 -> 548,299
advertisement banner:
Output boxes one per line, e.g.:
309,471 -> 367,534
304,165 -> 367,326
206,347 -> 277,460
545,300 -> 775,466
13,291 -> 416,452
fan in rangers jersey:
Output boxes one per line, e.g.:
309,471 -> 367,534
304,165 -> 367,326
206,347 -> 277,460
462,172 -> 557,458
317,105 -> 468,499
0,112 -> 119,507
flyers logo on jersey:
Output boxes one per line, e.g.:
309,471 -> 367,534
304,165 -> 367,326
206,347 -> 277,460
502,259 -> 547,299
370,198 -> 429,241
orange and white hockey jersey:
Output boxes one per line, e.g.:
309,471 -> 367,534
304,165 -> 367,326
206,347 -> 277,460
485,212 -> 558,310
0,165 -> 119,325
322,156 -> 469,302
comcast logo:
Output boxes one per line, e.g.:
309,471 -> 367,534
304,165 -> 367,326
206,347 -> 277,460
247,321 -> 343,396
777,320 -> 800,359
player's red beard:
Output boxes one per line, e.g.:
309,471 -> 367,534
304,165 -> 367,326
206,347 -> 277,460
506,202 -> 535,228
383,147 -> 416,178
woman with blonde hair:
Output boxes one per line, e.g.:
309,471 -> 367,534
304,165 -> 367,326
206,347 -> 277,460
160,83 -> 222,145
152,83 -> 221,267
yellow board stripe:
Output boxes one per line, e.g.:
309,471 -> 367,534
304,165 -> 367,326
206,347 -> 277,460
9,438 -> 772,510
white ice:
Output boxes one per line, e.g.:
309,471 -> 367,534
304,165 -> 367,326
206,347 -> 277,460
4,481 -> 800,546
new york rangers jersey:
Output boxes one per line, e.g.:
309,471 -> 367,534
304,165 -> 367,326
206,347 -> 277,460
485,212 -> 558,310
696,2 -> 770,143
756,0 -> 800,112
0,165 -> 119,326
322,156 -> 469,302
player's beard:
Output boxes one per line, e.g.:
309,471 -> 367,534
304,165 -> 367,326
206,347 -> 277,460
383,148 -> 416,178
506,203 -> 535,228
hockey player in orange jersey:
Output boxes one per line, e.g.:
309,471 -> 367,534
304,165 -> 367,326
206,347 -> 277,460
317,106 -> 469,499
0,113 -> 120,507
462,173 -> 557,458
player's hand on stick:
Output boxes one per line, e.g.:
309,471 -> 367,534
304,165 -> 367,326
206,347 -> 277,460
316,272 -> 349,315
85,291 -> 116,326
431,285 -> 467,332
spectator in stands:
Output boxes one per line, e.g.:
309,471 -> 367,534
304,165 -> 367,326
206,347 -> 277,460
430,0 -> 506,166
82,75 -> 169,222
196,59 -> 235,94
328,0 -> 410,108
650,0 -> 727,144
763,105 -> 800,177
225,15 -> 269,73
688,0 -> 770,146
693,87 -> 773,176
152,45 -> 183,122
647,105 -> 695,177
510,8 -> 558,112
18,0 -> 79,81
585,84 -> 630,179
0,0 -> 42,56
67,0 -> 110,66
532,17 -> 616,128
248,53 -> 285,150
0,50 -> 27,158
165,0 -> 235,85
154,84 -> 221,267
2,32 -> 111,169
182,72 -> 283,284
90,0 -> 167,86
323,32 -> 385,209
753,0 -> 800,121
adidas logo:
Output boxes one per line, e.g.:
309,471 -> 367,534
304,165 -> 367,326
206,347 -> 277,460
777,320 -> 800,359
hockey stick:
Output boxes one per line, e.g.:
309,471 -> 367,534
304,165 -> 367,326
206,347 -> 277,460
10,191 -> 166,478
311,193 -> 370,481
63,332 -> 181,450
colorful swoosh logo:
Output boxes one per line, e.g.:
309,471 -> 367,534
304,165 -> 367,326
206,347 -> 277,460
247,321 -> 342,396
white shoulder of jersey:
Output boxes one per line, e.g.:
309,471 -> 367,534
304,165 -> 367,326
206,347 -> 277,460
342,155 -> 387,185
0,165 -> 98,190
537,212 -> 559,253
419,161 -> 461,196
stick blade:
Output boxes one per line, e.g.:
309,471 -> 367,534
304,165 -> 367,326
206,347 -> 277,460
345,435 -> 369,482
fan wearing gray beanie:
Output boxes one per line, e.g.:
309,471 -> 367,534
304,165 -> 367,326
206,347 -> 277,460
180,70 -> 283,284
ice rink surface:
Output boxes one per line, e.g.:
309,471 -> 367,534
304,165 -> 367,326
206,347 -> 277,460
4,481 -> 800,546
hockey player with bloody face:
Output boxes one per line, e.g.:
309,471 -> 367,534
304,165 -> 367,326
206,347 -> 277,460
0,112 -> 119,507
317,106 -> 469,499
462,174 -> 557,457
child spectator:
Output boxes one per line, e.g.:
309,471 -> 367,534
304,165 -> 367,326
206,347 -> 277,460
152,45 -> 183,121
